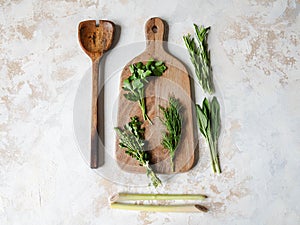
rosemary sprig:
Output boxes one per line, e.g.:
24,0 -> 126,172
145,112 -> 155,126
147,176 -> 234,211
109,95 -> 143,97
183,24 -> 214,94
115,116 -> 162,187
159,97 -> 182,172
123,59 -> 167,124
195,97 -> 221,173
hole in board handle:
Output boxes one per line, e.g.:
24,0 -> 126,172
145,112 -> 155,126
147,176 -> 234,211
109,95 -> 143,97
152,25 -> 158,33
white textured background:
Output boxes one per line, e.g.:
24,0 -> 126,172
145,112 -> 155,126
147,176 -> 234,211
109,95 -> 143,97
1,0 -> 300,224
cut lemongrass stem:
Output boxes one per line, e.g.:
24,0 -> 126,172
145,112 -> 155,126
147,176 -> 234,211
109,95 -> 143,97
110,203 -> 208,213
110,193 -> 207,202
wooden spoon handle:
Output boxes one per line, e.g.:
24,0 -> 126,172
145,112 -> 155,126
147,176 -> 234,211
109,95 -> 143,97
91,58 -> 100,168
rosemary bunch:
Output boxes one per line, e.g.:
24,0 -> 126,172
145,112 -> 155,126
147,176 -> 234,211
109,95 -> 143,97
115,116 -> 161,187
183,24 -> 214,94
159,97 -> 182,172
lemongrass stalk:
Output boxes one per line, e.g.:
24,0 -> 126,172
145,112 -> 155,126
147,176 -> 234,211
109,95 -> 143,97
111,193 -> 207,202
110,203 -> 208,213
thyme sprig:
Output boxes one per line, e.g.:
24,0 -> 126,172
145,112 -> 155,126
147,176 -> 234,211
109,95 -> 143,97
115,116 -> 162,187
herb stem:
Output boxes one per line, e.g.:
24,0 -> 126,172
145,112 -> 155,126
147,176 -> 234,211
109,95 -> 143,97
170,153 -> 175,172
139,97 -> 152,124
144,162 -> 161,187
207,136 -> 217,173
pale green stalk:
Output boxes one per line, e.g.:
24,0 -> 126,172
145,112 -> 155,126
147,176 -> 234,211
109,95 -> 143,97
113,193 -> 207,201
110,203 -> 208,213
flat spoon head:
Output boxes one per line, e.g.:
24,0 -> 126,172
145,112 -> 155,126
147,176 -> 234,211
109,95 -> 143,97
78,20 -> 115,61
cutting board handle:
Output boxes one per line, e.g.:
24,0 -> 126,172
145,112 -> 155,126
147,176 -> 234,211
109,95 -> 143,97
145,17 -> 165,50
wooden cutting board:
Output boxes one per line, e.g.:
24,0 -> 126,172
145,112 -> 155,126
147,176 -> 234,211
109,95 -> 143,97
116,17 -> 197,174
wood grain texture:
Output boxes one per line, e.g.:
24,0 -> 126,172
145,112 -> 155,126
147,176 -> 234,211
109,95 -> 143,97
116,17 -> 196,174
78,20 -> 114,168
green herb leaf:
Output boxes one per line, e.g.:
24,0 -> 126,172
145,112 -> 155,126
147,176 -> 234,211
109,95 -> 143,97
195,104 -> 207,138
210,97 -> 221,142
202,98 -> 210,118
131,79 -> 144,90
135,62 -> 143,69
126,116 -> 145,139
146,58 -> 154,68
129,65 -> 135,74
124,93 -> 139,102
122,78 -> 132,91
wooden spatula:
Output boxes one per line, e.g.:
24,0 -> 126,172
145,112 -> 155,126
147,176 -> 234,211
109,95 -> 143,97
78,20 -> 114,168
